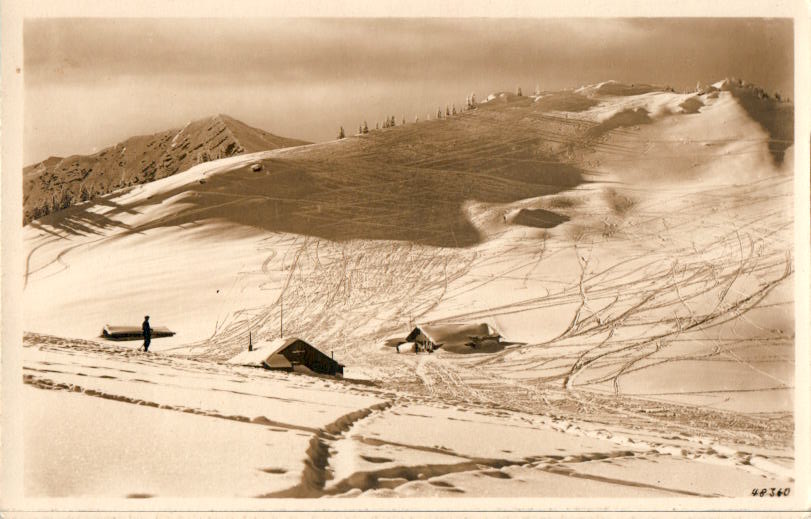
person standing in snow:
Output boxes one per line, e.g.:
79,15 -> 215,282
142,315 -> 152,352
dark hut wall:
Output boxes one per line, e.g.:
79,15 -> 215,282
279,339 -> 343,375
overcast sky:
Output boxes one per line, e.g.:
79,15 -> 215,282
24,17 -> 793,164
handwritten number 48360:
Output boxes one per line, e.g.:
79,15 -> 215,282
752,488 -> 790,497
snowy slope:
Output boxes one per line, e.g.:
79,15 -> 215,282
21,80 -> 796,498
22,114 -> 310,224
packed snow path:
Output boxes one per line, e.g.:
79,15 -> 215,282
23,334 -> 793,498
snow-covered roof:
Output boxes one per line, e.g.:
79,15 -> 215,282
103,324 -> 175,339
406,323 -> 499,346
225,344 -> 273,365
225,338 -> 294,366
267,337 -> 302,355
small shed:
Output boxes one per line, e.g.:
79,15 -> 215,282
227,337 -> 343,376
102,324 -> 175,341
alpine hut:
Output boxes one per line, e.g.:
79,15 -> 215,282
402,323 -> 501,353
227,337 -> 344,376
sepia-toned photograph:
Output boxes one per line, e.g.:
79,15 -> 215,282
2,1 -> 809,515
